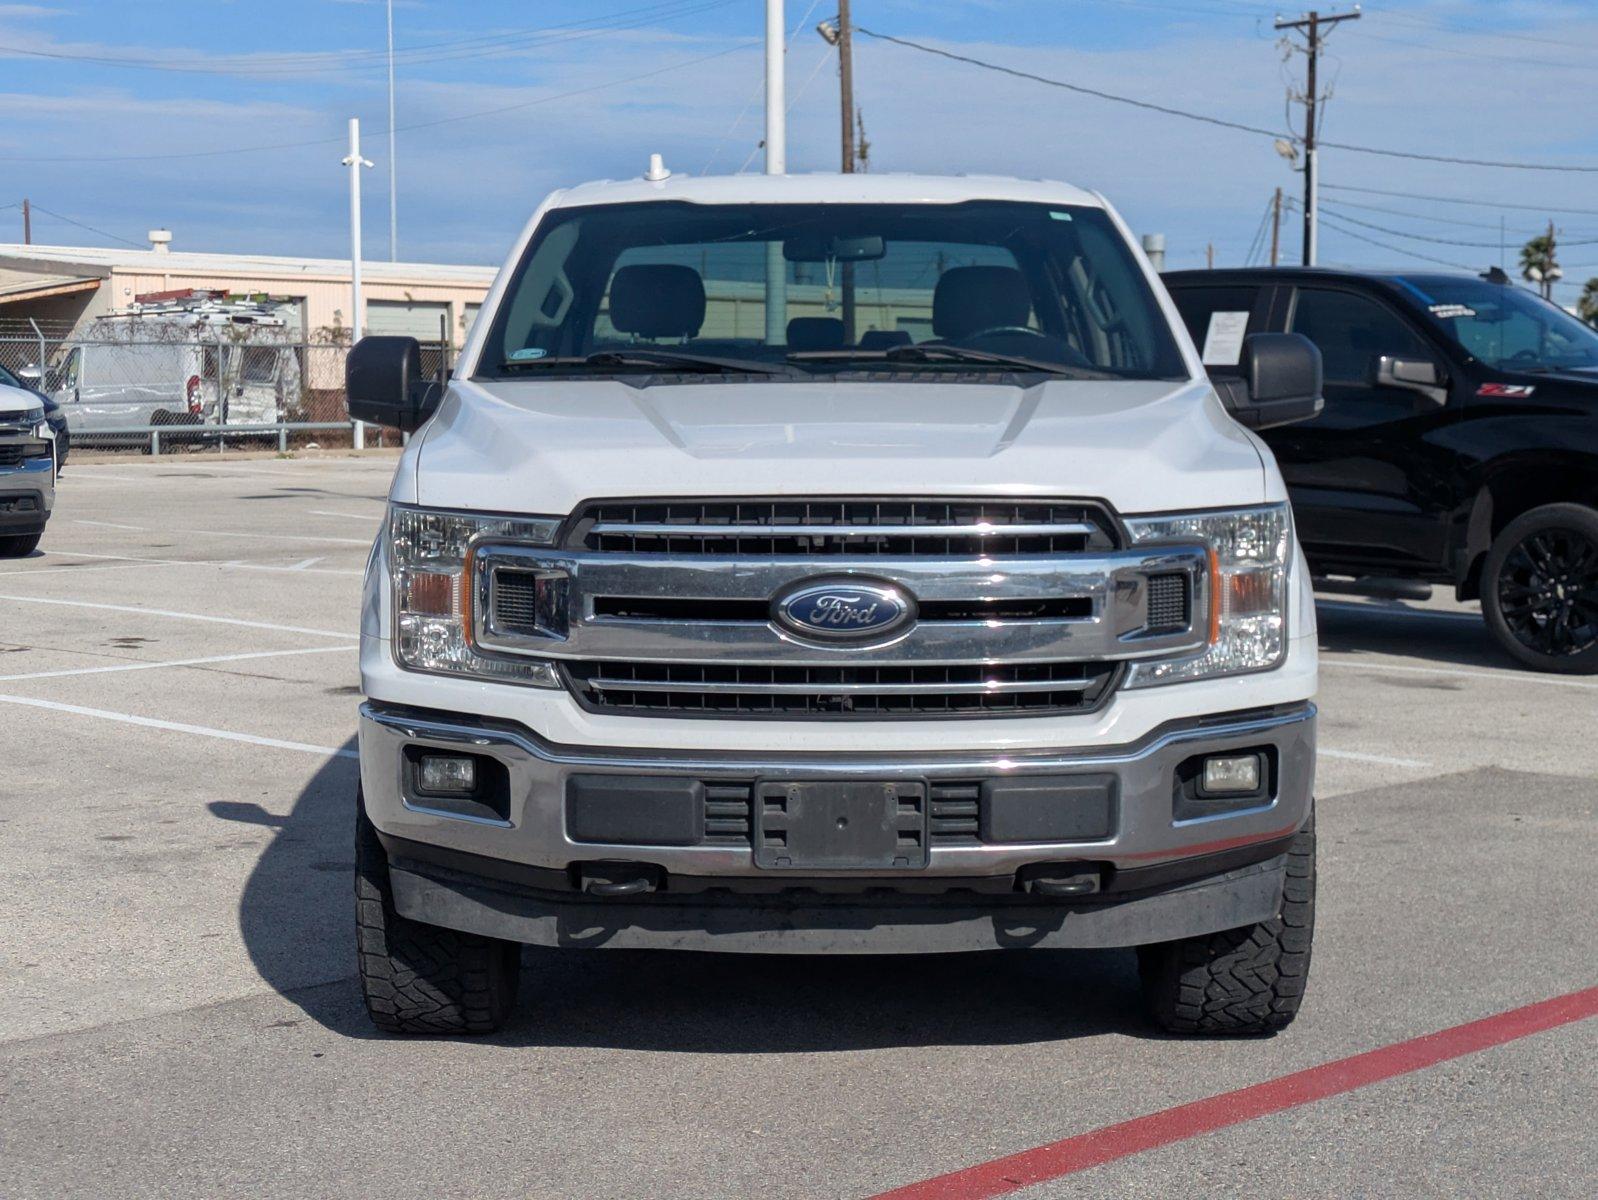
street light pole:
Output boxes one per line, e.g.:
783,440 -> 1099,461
343,117 -> 374,449
764,0 -> 787,347
387,0 -> 398,262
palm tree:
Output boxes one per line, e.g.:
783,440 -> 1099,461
1580,278 -> 1598,327
1520,233 -> 1556,285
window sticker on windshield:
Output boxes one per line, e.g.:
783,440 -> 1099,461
509,347 -> 548,361
1201,311 -> 1250,366
1048,211 -> 1074,221
1478,383 -> 1536,398
1429,303 -> 1476,320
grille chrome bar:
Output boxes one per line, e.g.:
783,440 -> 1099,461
588,521 -> 1100,539
583,675 -> 1097,696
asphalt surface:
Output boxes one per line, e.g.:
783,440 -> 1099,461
1,454 -> 1594,1199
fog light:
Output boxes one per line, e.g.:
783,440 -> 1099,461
1201,753 -> 1262,795
418,754 -> 477,795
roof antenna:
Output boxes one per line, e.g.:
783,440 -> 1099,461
644,153 -> 671,183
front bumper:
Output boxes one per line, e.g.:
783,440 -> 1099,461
360,701 -> 1315,951
0,453 -> 55,535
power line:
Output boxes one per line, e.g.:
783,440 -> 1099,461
854,26 -> 1598,174
1319,204 -> 1598,249
1322,183 -> 1598,219
1315,196 -> 1588,236
1315,211 -> 1477,270
0,41 -> 757,164
23,203 -> 143,247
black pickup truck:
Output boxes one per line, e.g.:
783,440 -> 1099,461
1164,266 -> 1598,674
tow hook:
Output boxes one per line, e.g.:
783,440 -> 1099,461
580,863 -> 662,897
1021,867 -> 1102,898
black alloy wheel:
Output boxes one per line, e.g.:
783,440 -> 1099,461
1483,504 -> 1598,674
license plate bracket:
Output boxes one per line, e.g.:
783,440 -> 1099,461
753,780 -> 928,870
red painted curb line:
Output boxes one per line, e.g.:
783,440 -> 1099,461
867,985 -> 1598,1200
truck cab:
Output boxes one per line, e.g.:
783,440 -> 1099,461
348,172 -> 1325,1037
1165,266 -> 1598,673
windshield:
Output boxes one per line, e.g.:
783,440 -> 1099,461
1399,276 -> 1598,372
477,201 -> 1187,382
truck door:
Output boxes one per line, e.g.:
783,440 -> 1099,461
1263,284 -> 1457,574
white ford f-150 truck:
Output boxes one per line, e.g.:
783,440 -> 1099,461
348,171 -> 1324,1037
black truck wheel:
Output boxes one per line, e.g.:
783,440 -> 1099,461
1137,812 -> 1315,1035
1482,503 -> 1598,675
355,792 -> 520,1035
0,532 -> 42,558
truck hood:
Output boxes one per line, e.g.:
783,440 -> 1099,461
0,383 -> 43,417
406,377 -> 1276,516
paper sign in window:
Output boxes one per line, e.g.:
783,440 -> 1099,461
1201,311 -> 1250,366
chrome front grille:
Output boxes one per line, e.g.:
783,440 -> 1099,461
568,498 -> 1119,557
472,496 -> 1210,720
563,660 -> 1121,719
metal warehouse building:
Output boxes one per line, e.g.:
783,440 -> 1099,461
0,234 -> 497,343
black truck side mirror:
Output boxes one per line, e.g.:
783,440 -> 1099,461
1213,332 -> 1324,431
346,336 -> 443,432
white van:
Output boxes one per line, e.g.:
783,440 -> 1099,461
38,293 -> 302,435
346,171 -> 1326,1037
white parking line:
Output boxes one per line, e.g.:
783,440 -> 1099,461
0,594 -> 359,639
1321,657 -> 1598,692
0,551 -> 363,578
172,527 -> 371,546
0,645 -> 353,682
73,519 -> 145,531
0,693 -> 358,759
309,509 -> 383,521
1319,747 -> 1432,769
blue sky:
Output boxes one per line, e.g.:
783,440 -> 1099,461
2,1 -> 1596,299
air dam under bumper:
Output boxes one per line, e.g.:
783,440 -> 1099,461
360,702 -> 1315,952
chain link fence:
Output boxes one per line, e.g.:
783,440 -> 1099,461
0,333 -> 451,454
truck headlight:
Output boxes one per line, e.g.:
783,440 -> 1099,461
1122,503 -> 1291,687
388,503 -> 564,687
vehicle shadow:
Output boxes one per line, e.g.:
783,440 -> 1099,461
225,742 -> 1157,1050
1314,597 -> 1519,672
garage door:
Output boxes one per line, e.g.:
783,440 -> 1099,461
365,299 -> 450,341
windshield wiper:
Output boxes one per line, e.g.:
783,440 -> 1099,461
787,345 -> 1118,379
498,349 -> 797,377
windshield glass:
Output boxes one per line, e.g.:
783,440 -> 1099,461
477,201 -> 1186,381
1399,276 -> 1598,372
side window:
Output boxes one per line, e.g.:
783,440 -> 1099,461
1167,285 -> 1262,375
1290,288 -> 1427,384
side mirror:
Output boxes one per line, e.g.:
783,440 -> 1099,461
346,336 -> 442,432
1375,355 -> 1447,408
1214,333 -> 1324,431
16,364 -> 42,385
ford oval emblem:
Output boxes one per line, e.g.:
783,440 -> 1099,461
773,578 -> 916,642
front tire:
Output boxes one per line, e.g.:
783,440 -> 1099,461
1482,503 -> 1598,674
0,532 -> 42,558
1137,812 -> 1315,1035
355,792 -> 521,1035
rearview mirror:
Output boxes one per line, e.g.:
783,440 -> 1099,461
346,336 -> 442,432
1375,355 -> 1447,407
1214,333 -> 1324,431
783,234 -> 886,263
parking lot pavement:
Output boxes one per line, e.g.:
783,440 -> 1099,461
2,457 -> 1595,1199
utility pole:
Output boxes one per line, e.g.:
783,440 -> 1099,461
386,0 -> 398,262
837,0 -> 855,174
1206,243 -> 1215,270
21,198 -> 30,245
1276,8 -> 1361,267
1270,187 -> 1283,267
764,0 -> 787,347
343,117 -> 374,449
